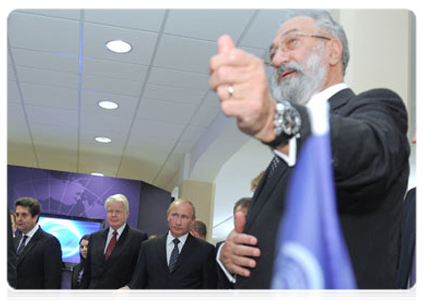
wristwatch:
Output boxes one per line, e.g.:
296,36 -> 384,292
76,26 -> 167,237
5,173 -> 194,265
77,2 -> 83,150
263,100 -> 302,148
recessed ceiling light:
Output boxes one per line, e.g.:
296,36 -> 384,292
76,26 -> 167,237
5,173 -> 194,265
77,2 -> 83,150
105,40 -> 132,54
91,172 -> 104,177
95,136 -> 112,144
98,100 -> 119,110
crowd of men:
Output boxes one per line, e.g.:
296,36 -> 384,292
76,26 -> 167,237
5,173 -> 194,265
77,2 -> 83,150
7,10 -> 414,290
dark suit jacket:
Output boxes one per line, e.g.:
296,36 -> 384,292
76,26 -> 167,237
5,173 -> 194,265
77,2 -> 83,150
71,261 -> 85,289
234,88 -> 410,289
81,225 -> 147,289
7,210 -> 17,288
128,233 -> 217,289
396,187 -> 416,288
16,226 -> 63,289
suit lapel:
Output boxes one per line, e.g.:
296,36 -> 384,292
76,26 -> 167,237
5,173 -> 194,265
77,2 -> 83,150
245,160 -> 289,231
17,228 -> 42,265
94,229 -> 108,265
170,234 -> 193,273
329,88 -> 355,111
156,234 -> 169,272
105,225 -> 129,263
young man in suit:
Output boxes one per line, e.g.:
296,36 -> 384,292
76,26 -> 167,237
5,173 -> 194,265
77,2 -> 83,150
80,194 -> 147,289
397,111 -> 420,300
124,199 -> 217,289
14,197 -> 62,289
209,10 -> 410,289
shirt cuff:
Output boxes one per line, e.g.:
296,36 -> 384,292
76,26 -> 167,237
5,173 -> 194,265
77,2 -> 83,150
216,242 -> 236,283
272,136 -> 297,167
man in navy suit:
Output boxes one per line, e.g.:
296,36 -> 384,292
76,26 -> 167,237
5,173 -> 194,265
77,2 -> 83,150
81,194 -> 147,289
14,197 -> 62,289
209,10 -> 410,289
397,111 -> 420,300
124,199 -> 217,289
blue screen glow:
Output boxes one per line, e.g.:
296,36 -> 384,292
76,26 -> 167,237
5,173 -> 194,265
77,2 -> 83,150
38,216 -> 102,264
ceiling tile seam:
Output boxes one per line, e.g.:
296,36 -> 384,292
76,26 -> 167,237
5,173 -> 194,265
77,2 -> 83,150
115,9 -> 171,178
83,20 -> 164,34
14,64 -> 80,75
76,9 -> 85,173
11,10 -> 81,22
145,82 -> 208,92
151,10 -> 261,185
7,37 -> 40,167
9,46 -> 79,58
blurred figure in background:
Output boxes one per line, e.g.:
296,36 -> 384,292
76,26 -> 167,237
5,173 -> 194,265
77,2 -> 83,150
190,220 -> 208,241
72,235 -> 90,289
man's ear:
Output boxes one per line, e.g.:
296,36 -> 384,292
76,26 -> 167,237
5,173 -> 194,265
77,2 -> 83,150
327,38 -> 343,66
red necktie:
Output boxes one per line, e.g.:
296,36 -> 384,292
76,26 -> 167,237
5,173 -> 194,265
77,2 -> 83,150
105,230 -> 117,260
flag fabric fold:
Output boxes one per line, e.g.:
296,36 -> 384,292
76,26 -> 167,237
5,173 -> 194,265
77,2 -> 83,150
271,103 -> 356,289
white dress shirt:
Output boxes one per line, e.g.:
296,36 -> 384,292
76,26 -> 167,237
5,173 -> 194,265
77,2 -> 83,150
166,231 -> 189,265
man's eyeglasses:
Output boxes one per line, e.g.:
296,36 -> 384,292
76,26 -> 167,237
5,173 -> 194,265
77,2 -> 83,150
263,32 -> 331,67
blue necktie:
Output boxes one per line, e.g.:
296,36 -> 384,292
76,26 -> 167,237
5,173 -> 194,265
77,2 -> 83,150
168,239 -> 180,272
16,235 -> 28,257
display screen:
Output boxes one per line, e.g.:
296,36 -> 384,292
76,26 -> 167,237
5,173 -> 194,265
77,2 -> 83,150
38,214 -> 104,264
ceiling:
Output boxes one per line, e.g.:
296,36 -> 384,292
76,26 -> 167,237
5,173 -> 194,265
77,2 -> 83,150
7,9 -> 290,190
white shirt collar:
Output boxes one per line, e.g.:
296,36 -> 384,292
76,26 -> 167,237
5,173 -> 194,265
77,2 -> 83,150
307,83 -> 349,108
167,231 -> 189,246
109,223 -> 126,238
25,224 -> 40,238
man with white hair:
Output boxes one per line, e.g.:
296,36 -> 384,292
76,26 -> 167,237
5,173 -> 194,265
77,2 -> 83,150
209,10 -> 410,289
81,194 -> 147,289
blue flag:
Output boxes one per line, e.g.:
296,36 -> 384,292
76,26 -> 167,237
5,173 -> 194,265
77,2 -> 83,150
271,103 -> 356,289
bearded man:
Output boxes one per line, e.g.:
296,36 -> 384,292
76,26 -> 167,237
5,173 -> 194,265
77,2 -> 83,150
209,10 -> 410,289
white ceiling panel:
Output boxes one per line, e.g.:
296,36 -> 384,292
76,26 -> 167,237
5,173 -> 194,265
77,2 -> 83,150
15,9 -> 81,21
239,10 -> 288,49
31,124 -> 78,149
83,58 -> 149,81
83,23 -> 158,65
80,111 -> 133,135
136,98 -> 196,125
8,12 -> 80,55
143,83 -> 206,105
165,9 -> 255,41
154,35 -> 216,74
11,49 -> 79,73
82,74 -> 143,97
148,67 -> 209,91
16,66 -> 79,89
189,104 -> 220,129
84,9 -> 166,32
26,105 -> 78,129
7,8 -> 293,189
20,83 -> 78,110
8,80 -> 20,103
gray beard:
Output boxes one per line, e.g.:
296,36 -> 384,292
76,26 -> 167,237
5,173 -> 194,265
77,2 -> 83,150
270,48 -> 328,105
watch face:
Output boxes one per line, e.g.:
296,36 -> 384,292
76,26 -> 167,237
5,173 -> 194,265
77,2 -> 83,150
282,108 -> 301,135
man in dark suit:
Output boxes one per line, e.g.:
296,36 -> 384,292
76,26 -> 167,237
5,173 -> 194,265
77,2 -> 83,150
8,208 -> 17,288
14,197 -> 62,289
81,194 -> 147,289
209,10 -> 410,289
124,199 -> 217,289
397,111 -> 420,300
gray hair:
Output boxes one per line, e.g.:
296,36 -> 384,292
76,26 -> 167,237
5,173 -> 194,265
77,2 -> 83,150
105,194 -> 129,211
284,10 -> 350,76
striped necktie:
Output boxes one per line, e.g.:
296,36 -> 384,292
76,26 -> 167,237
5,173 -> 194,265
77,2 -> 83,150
168,238 -> 180,272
